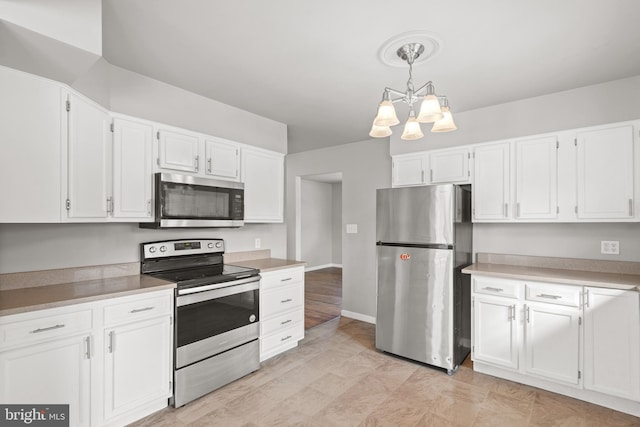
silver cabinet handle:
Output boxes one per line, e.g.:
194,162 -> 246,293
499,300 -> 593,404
280,335 -> 292,342
536,294 -> 561,300
31,324 -> 65,334
507,305 -> 512,321
281,278 -> 292,282
85,336 -> 92,359
280,319 -> 292,325
483,287 -> 503,292
130,306 -> 154,314
584,289 -> 589,308
517,202 -> 521,218
421,170 -> 425,183
108,331 -> 115,353
629,199 -> 634,216
504,203 -> 508,217
280,299 -> 293,304
430,169 -> 433,182
512,305 -> 516,321
147,199 -> 152,216
526,306 -> 530,323
208,157 -> 212,173
195,155 -> 200,172
107,196 -> 113,214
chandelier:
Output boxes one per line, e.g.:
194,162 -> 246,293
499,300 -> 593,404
369,42 -> 457,140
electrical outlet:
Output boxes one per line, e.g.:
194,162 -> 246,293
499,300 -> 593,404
346,224 -> 358,234
601,240 -> 620,255
255,238 -> 261,249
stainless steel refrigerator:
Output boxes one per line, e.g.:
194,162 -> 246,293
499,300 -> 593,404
376,184 -> 472,374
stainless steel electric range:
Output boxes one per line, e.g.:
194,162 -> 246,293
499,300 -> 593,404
140,238 -> 260,407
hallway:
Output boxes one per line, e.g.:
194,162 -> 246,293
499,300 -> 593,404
304,267 -> 342,329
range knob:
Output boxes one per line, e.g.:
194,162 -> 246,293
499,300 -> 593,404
148,246 -> 157,253
215,242 -> 223,248
160,245 -> 167,252
207,242 -> 214,249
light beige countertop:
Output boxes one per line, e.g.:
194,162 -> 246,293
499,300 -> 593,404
224,249 -> 306,272
462,253 -> 640,292
0,263 -> 176,317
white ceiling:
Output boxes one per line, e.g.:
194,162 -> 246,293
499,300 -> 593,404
102,0 -> 640,153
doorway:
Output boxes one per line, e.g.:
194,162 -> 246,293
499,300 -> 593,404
297,173 -> 343,329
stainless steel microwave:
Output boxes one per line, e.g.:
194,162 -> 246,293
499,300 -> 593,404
140,173 -> 244,228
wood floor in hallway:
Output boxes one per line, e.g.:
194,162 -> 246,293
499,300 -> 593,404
304,267 -> 342,330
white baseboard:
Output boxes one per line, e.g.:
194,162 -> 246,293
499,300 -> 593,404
341,310 -> 376,324
305,263 -> 343,272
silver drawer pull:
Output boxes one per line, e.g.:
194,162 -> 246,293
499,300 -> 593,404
280,299 -> 293,304
130,306 -> 154,314
483,287 -> 503,292
280,319 -> 292,325
281,278 -> 293,282
280,335 -> 292,342
536,294 -> 561,300
31,324 -> 65,334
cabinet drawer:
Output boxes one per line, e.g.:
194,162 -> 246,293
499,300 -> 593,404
473,276 -> 522,299
0,309 -> 92,348
261,308 -> 304,336
260,323 -> 304,354
260,267 -> 304,290
525,282 -> 581,307
261,284 -> 303,318
104,292 -> 172,326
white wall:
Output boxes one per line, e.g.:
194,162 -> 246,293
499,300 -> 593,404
0,223 -> 286,274
0,0 -> 102,55
332,183 -> 343,265
301,180 -> 334,268
287,139 -> 390,320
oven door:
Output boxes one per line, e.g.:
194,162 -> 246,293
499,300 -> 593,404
175,278 -> 259,369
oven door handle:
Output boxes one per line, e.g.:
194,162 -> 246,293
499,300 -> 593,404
177,278 -> 259,307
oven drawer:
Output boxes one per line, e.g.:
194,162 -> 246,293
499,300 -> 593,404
525,282 -> 581,307
104,291 -> 173,326
260,323 -> 304,355
260,308 -> 304,336
0,308 -> 92,348
261,284 -> 304,318
260,267 -> 304,291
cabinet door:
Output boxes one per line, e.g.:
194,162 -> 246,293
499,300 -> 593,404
204,138 -> 240,180
112,118 -> 153,219
0,335 -> 91,427
473,142 -> 511,220
0,67 -> 62,222
583,287 -> 640,401
392,153 -> 427,187
515,136 -> 558,219
103,317 -> 171,422
472,295 -> 518,369
576,126 -> 634,219
66,93 -> 110,219
524,303 -> 580,385
241,148 -> 284,222
158,129 -> 200,173
430,148 -> 470,184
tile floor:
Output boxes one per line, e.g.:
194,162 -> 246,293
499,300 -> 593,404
128,317 -> 639,427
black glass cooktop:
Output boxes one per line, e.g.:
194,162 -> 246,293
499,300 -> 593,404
150,264 -> 259,289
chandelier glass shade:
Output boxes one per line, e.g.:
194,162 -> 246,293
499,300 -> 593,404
370,42 -> 457,140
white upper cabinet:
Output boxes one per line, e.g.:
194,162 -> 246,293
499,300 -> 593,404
392,153 -> 428,187
65,93 -> 111,220
430,147 -> 470,184
473,142 -> 511,220
157,128 -> 200,173
576,125 -> 634,219
204,138 -> 240,180
111,117 -> 153,220
515,136 -> 558,220
241,148 -> 284,222
0,66 -> 63,222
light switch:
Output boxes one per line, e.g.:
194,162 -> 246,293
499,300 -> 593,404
346,224 -> 358,234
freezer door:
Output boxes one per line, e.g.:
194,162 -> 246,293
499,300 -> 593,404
377,185 -> 454,245
376,245 -> 454,369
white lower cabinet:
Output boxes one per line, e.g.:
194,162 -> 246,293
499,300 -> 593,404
471,275 -> 640,417
259,266 -> 305,361
583,287 -> 640,401
0,289 -> 173,427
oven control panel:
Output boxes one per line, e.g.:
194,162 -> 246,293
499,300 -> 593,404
141,239 -> 224,259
